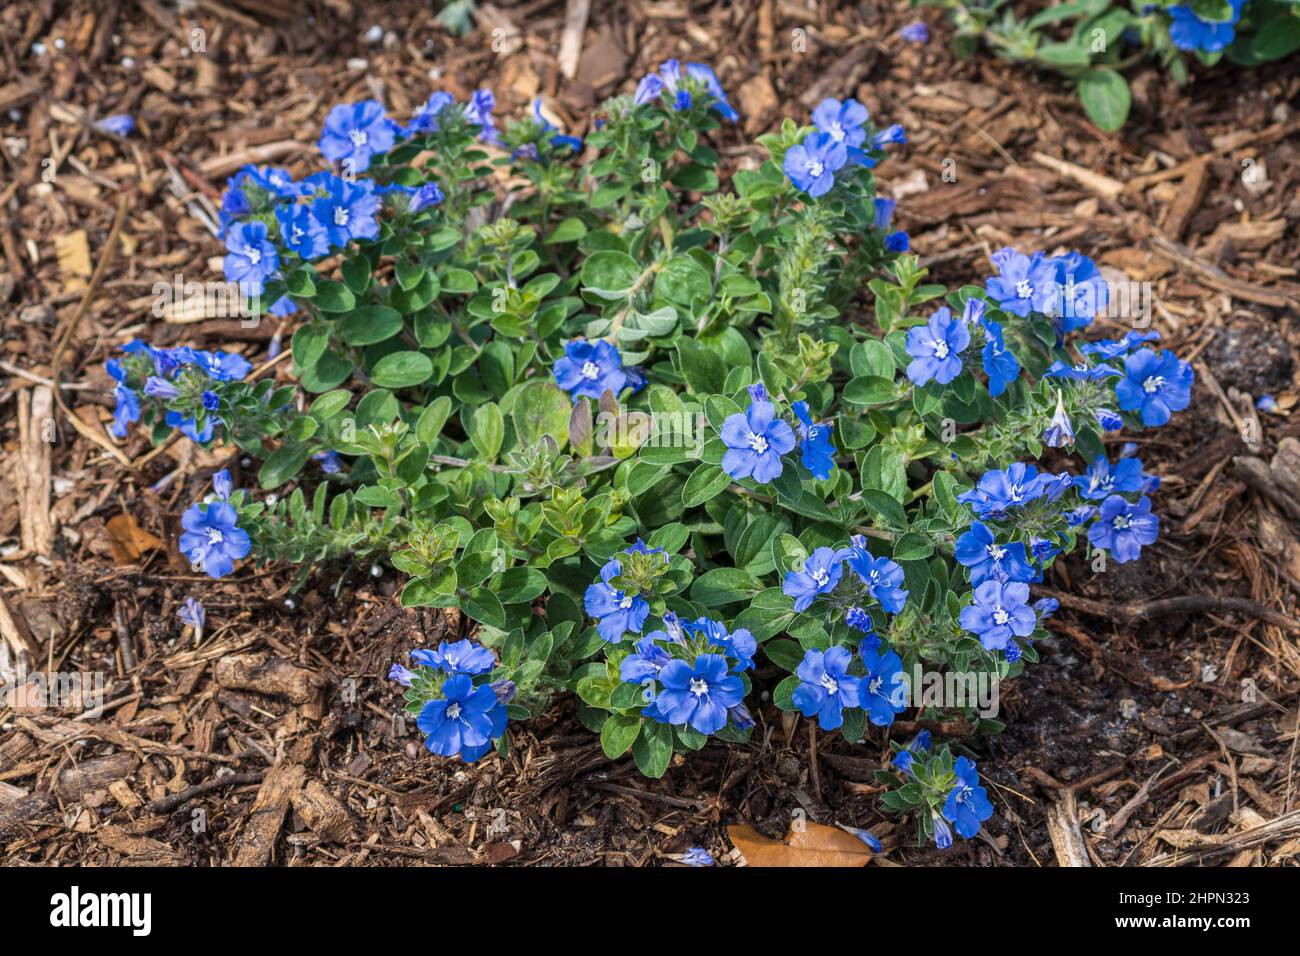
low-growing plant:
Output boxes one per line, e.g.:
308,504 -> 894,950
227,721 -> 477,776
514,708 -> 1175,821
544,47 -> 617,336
917,0 -> 1300,130
105,60 -> 1194,849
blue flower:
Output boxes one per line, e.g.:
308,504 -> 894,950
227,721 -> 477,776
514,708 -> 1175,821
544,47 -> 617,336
317,100 -> 397,173
1257,394 -> 1278,413
530,98 -> 583,153
906,307 -> 970,386
845,605 -> 874,635
959,580 -> 1036,651
584,558 -> 650,642
177,597 -> 205,631
312,176 -> 381,248
1034,597 -> 1060,621
885,231 -> 910,252
680,846 -> 715,866
222,220 -> 279,287
840,825 -> 882,852
1042,390 -> 1075,448
462,89 -> 500,141
900,21 -> 930,42
859,647 -> 906,727
275,203 -> 330,260
620,634 -> 674,684
894,729 -> 931,774
387,664 -> 415,686
1080,330 -> 1160,360
980,318 -> 1020,397
846,542 -> 909,613
782,547 -> 845,612
1073,455 -> 1146,501
720,395 -> 796,484
870,124 -> 906,148
416,673 -> 506,762
942,756 -> 994,838
410,639 -> 496,676
1167,0 -> 1245,52
812,98 -> 869,149
404,91 -> 455,135
409,182 -> 445,213
1044,361 -> 1122,382
728,701 -> 755,731
933,813 -> 954,849
1087,494 -> 1159,564
1096,407 -> 1124,431
958,462 -> 1049,519
1045,251 -> 1108,333
651,654 -> 744,735
1115,348 -> 1193,427
175,347 -> 251,381
682,62 -> 738,120
97,114 -> 135,136
313,450 -> 343,474
792,646 -> 861,731
211,469 -> 233,500
179,500 -> 250,579
637,60 -> 737,120
955,521 -> 1035,586
110,385 -> 140,438
1066,504 -> 1098,526
792,400 -> 836,479
783,131 -> 848,197
553,338 -> 628,402
166,409 -> 217,443
985,247 -> 1057,317
690,619 -> 757,672
144,376 -> 178,400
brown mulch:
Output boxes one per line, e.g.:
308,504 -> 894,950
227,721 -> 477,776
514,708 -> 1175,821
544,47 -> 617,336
1,0 -> 1299,868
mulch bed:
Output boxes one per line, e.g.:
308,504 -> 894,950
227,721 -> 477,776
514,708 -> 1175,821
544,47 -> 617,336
1,0 -> 1298,867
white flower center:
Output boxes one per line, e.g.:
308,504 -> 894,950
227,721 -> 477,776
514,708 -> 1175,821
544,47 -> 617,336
1142,375 -> 1164,394
820,673 -> 839,695
333,207 -> 349,226
1113,514 -> 1131,530
987,544 -> 1006,561
246,248 -> 261,265
290,225 -> 304,243
1015,279 -> 1032,299
827,122 -> 845,142
618,595 -> 633,609
689,678 -> 709,697
868,676 -> 882,696
207,529 -> 224,545
807,159 -> 825,178
811,567 -> 829,587
748,433 -> 769,455
933,339 -> 949,359
993,608 -> 1010,626
349,129 -> 368,148
1009,484 -> 1025,502
446,702 -> 462,720
581,360 -> 600,379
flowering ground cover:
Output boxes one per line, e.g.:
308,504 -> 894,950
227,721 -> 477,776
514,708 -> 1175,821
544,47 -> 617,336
1,0 -> 1299,869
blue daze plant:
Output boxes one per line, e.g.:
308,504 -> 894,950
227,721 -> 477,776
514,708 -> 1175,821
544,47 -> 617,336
102,66 -> 1193,848
918,1 -> 1300,130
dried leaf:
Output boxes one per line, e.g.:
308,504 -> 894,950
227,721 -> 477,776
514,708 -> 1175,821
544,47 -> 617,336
106,513 -> 164,563
54,229 -> 92,293
727,821 -> 874,867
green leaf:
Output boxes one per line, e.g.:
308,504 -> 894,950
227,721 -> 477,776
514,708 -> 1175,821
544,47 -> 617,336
314,280 -> 355,313
1078,68 -> 1130,132
463,588 -> 507,630
371,351 -> 434,389
632,720 -> 674,778
512,379 -> 570,448
580,250 -> 640,296
259,445 -> 309,490
468,402 -> 505,461
676,337 -> 726,395
691,567 -> 762,606
601,714 -> 642,758
546,217 -> 588,244
339,305 -> 404,346
682,463 -> 733,508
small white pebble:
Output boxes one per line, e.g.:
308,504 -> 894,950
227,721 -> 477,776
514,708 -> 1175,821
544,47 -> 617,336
31,42 -> 47,56
121,56 -> 134,68
1119,698 -> 1138,720
364,24 -> 384,44
53,38 -> 66,50
346,57 -> 369,72
370,564 -> 383,578
1200,663 -> 1218,683
284,597 -> 297,610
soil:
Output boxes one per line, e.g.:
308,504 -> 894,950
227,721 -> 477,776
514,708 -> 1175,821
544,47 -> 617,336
1,0 -> 1298,868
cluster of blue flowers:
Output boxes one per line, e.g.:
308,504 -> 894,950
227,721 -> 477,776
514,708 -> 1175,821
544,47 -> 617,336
179,469 -> 250,579
792,641 -> 907,731
783,536 -> 908,617
718,384 -> 835,484
633,59 -> 738,121
553,338 -> 645,402
784,97 -> 906,198
617,611 -> 756,736
107,340 -> 251,442
389,639 -> 514,761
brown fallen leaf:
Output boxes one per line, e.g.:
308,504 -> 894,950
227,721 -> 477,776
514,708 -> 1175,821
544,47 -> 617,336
728,821 -> 874,867
54,229 -> 92,293
106,513 -> 164,563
